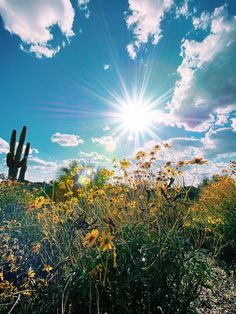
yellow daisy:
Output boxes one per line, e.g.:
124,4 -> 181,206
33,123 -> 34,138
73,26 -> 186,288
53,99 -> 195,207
83,229 -> 99,247
99,232 -> 114,251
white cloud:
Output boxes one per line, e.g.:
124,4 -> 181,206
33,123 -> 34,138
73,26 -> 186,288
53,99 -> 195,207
0,138 -> 9,154
103,64 -> 110,71
0,137 -> 39,155
126,0 -> 173,59
175,0 -> 190,19
192,11 -> 211,30
143,126 -> 236,164
30,148 -> 39,155
126,43 -> 137,60
231,118 -> 236,131
91,135 -> 116,152
51,132 -> 84,147
78,0 -> 90,18
102,126 -> 110,131
169,5 -> 236,131
20,44 -> 60,59
215,105 -> 236,126
78,0 -> 90,9
26,156 -> 60,182
28,156 -> 59,171
79,151 -> 110,162
0,0 -> 75,58
202,127 -> 236,159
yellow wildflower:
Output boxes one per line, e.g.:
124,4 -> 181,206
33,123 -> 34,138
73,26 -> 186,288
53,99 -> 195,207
32,243 -> 41,254
31,196 -> 47,209
176,161 -> 185,168
58,181 -> 66,190
120,158 -> 131,170
135,151 -> 146,160
84,229 -> 99,247
43,265 -> 53,272
188,157 -> 207,165
28,269 -> 36,278
99,232 -> 114,251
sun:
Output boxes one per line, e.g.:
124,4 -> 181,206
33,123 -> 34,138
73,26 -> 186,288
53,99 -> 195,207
119,99 -> 153,132
106,90 -> 164,152
114,94 -> 156,136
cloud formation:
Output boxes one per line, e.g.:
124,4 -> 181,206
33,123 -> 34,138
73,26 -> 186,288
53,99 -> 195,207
29,156 -> 59,171
0,138 -> 9,154
91,135 -> 116,152
202,127 -> 236,159
79,151 -> 110,162
0,0 -> 78,58
126,0 -> 173,59
51,132 -> 84,147
169,5 -> 236,132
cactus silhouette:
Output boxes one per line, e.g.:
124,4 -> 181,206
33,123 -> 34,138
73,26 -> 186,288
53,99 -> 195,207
18,142 -> 30,182
7,126 -> 30,181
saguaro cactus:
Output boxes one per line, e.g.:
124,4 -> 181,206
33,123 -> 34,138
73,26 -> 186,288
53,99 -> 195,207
7,126 -> 31,181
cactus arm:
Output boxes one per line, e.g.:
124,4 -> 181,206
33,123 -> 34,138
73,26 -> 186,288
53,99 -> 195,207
15,126 -> 26,163
18,157 -> 27,168
24,142 -> 30,158
18,164 -> 27,182
18,142 -> 30,167
18,142 -> 30,182
9,130 -> 16,155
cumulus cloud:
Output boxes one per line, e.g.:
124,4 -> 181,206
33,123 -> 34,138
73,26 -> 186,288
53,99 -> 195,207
169,5 -> 236,132
202,127 -> 236,159
91,135 -> 116,152
79,151 -> 110,162
125,0 -> 173,59
165,137 -> 203,160
51,132 -> 84,147
0,0 -> 76,58
166,128 -> 236,161
0,138 -> 9,154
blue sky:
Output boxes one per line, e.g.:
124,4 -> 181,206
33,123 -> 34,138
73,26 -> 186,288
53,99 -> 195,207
0,0 -> 236,182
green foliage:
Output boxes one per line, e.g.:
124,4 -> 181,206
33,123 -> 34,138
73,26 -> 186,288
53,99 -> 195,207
0,155 -> 235,313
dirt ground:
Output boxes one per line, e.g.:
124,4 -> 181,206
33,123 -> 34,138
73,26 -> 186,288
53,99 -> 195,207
195,266 -> 236,314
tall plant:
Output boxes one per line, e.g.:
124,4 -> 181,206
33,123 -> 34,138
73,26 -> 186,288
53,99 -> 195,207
7,126 -> 30,181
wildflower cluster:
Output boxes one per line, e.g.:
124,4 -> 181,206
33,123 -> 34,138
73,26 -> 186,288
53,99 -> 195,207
0,144 -> 235,313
